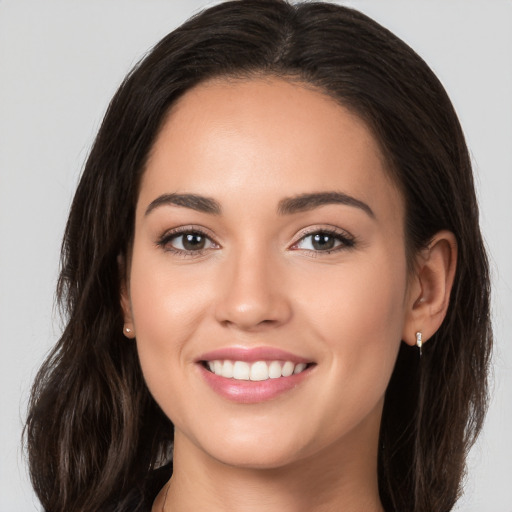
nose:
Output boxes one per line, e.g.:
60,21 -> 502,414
214,246 -> 293,331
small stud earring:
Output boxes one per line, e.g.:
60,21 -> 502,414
124,327 -> 133,336
416,331 -> 423,357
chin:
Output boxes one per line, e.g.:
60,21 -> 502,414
209,443 -> 304,470
184,423 -> 312,470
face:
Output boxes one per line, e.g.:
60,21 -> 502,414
123,77 -> 413,470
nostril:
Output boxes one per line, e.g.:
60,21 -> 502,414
214,274 -> 293,330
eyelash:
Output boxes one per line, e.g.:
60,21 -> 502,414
291,227 -> 356,255
156,226 -> 219,257
156,226 -> 356,257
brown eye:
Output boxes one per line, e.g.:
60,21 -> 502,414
159,230 -> 218,254
311,233 -> 336,250
294,230 -> 355,252
179,233 -> 206,250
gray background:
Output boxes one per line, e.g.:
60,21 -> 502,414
1,1 -> 511,510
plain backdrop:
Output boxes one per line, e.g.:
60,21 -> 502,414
1,1 -> 511,511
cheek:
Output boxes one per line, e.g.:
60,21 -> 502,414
287,255 -> 408,448
299,248 -> 408,395
129,243 -> 211,335
127,249 -> 212,401
302,250 -> 406,334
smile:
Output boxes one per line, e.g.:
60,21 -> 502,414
197,346 -> 315,403
205,360 -> 309,381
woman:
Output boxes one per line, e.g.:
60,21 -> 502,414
24,1 -> 492,511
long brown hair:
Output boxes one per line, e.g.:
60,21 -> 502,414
25,1 -> 492,511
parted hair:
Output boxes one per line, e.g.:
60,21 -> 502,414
25,1 -> 492,511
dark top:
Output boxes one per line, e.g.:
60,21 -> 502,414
116,463 -> 173,512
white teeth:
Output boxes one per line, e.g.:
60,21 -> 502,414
294,363 -> 307,374
221,360 -> 234,378
233,361 -> 250,380
206,360 -> 309,380
281,361 -> 295,377
250,361 -> 269,381
213,360 -> 223,375
268,360 -> 282,379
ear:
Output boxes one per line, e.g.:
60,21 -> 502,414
118,254 -> 135,339
402,230 -> 457,347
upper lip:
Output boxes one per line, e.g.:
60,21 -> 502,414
197,346 -> 312,364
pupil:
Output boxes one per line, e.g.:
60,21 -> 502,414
183,233 -> 205,250
312,233 -> 335,250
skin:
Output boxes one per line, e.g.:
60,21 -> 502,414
121,77 -> 457,512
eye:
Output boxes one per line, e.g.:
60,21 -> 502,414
293,229 -> 355,253
157,228 -> 219,255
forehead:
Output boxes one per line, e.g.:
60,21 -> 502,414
140,76 -> 403,223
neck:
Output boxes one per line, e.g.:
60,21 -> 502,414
159,408 -> 384,512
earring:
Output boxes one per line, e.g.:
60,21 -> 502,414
124,326 -> 133,337
416,331 -> 423,357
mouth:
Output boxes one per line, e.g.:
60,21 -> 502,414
196,347 -> 315,403
202,359 -> 312,381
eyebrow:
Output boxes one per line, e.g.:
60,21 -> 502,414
145,193 -> 222,216
277,192 -> 375,218
144,191 -> 374,218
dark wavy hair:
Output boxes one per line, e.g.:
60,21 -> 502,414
24,1 -> 492,511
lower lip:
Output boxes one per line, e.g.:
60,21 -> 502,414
198,364 -> 312,403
